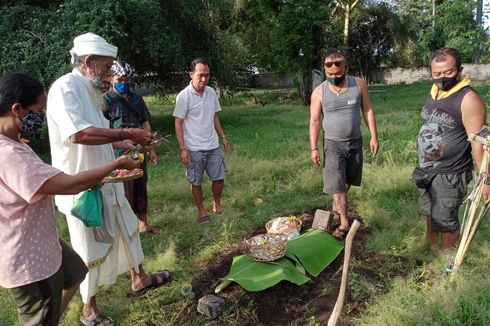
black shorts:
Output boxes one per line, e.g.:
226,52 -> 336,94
323,138 -> 363,194
8,238 -> 88,326
418,171 -> 472,232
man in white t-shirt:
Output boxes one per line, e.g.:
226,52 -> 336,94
173,58 -> 230,223
47,32 -> 171,326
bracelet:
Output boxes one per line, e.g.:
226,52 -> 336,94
221,134 -> 227,139
180,148 -> 187,152
310,148 -> 318,151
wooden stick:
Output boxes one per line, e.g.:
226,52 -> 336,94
327,219 -> 361,326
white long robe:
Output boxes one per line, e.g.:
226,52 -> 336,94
47,69 -> 144,302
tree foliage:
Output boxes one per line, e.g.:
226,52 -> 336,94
234,0 -> 338,104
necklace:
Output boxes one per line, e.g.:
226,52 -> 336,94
331,85 -> 342,96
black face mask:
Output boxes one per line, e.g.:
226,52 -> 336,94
433,75 -> 459,91
326,75 -> 346,87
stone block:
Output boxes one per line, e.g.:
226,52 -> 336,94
197,294 -> 225,319
312,209 -> 333,232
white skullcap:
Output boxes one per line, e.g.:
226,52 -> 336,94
69,32 -> 118,64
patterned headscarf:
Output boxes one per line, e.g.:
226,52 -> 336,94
111,61 -> 134,77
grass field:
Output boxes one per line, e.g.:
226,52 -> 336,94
2,83 -> 490,325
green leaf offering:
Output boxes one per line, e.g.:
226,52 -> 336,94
215,229 -> 344,293
215,254 -> 309,293
285,229 -> 344,277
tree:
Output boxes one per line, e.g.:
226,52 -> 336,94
348,1 -> 401,81
334,0 -> 361,47
0,0 -> 244,91
235,0 -> 337,105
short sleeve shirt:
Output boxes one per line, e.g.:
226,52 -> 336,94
173,83 -> 221,151
0,135 -> 62,288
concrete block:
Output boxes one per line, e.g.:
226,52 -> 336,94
312,209 -> 333,232
197,294 -> 225,319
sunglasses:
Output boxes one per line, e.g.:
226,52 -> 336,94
324,60 -> 344,68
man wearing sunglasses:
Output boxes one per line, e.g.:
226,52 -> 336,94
309,48 -> 378,239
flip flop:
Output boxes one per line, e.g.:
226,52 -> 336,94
80,314 -> 114,326
132,270 -> 172,296
213,208 -> 223,214
332,227 -> 350,239
197,215 -> 210,223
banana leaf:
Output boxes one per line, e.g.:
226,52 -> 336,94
285,228 -> 344,276
215,254 -> 309,293
215,229 -> 344,293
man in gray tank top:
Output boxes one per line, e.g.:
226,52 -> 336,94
309,49 -> 379,238
415,47 -> 489,251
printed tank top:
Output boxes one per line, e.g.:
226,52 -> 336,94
417,86 -> 473,174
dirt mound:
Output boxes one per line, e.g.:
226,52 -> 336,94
182,211 -> 413,325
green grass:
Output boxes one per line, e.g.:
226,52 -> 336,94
2,84 -> 490,325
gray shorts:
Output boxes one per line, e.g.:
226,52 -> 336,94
418,171 -> 472,232
8,238 -> 88,326
323,138 -> 363,194
186,148 -> 227,186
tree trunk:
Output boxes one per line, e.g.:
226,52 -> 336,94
343,6 -> 350,47
299,70 -> 312,106
472,0 -> 483,64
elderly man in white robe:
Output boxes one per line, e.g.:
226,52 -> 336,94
47,32 -> 171,326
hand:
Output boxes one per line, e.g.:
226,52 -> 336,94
120,139 -> 135,151
310,149 -> 321,165
180,149 -> 190,165
222,137 -> 231,153
149,149 -> 158,165
370,137 -> 379,157
116,155 -> 141,170
127,128 -> 157,145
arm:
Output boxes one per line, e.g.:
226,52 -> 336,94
461,91 -> 490,200
175,117 -> 189,165
309,85 -> 323,165
70,126 -> 155,146
356,78 -> 379,156
214,114 -> 230,152
37,155 -> 140,195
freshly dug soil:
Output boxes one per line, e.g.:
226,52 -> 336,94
181,210 -> 414,325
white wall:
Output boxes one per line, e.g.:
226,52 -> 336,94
373,64 -> 490,84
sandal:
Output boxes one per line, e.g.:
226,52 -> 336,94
80,314 -> 114,326
332,227 -> 349,239
132,270 -> 172,296
197,215 -> 210,223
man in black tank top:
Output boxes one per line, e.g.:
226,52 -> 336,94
309,48 -> 379,238
416,47 -> 489,251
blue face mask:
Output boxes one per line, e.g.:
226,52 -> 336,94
113,82 -> 131,94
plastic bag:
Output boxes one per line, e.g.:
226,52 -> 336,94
70,186 -> 103,227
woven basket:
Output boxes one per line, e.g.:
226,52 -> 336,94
266,216 -> 302,240
244,233 -> 288,261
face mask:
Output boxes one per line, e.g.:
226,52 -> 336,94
326,75 -> 345,86
21,110 -> 44,137
113,82 -> 131,94
433,75 -> 459,91
89,58 -> 103,89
